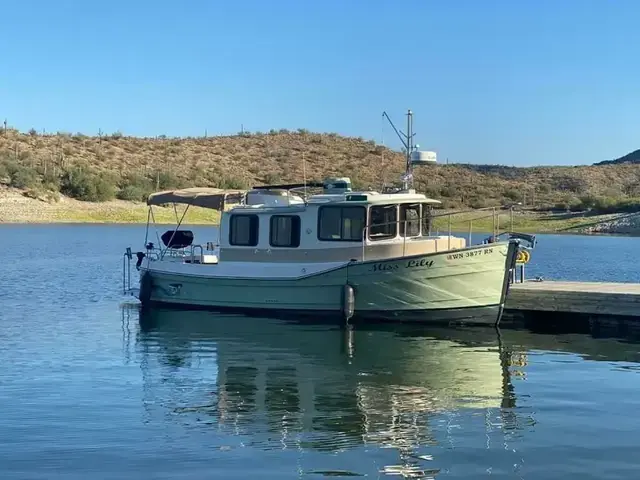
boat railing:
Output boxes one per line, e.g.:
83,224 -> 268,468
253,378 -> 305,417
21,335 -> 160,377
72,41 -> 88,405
429,205 -> 518,240
428,206 -> 536,284
123,248 -> 133,295
151,243 -> 217,263
191,245 -> 204,263
122,242 -> 221,294
359,205 -> 535,264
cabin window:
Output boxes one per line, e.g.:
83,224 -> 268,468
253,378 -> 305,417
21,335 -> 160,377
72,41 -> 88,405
400,203 -> 421,237
318,206 -> 366,241
422,203 -> 433,235
369,204 -> 397,240
229,214 -> 259,246
270,215 -> 301,248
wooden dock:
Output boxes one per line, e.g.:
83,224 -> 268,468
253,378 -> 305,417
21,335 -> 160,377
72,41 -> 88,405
505,281 -> 640,317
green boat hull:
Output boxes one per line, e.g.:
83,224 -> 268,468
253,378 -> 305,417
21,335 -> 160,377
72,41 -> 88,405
138,241 -> 518,326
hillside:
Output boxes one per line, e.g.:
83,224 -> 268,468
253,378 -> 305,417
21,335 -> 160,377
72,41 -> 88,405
595,149 -> 640,166
2,126 -> 640,215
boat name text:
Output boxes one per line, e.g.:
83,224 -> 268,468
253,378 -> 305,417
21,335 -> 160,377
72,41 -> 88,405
370,258 -> 434,272
447,248 -> 494,261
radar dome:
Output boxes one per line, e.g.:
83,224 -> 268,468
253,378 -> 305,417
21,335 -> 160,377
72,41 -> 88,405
410,151 -> 437,166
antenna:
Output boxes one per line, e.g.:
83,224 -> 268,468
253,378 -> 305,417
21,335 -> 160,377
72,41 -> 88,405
302,152 -> 307,203
381,109 -> 436,191
382,109 -> 416,190
380,113 -> 385,191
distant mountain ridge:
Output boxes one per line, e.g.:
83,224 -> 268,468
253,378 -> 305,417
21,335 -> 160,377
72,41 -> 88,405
594,149 -> 640,166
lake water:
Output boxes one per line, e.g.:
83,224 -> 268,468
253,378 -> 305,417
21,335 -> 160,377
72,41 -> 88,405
1,224 -> 640,479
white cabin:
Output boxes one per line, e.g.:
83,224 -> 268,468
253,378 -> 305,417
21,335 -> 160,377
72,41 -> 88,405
143,177 -> 467,265
215,182 -> 466,264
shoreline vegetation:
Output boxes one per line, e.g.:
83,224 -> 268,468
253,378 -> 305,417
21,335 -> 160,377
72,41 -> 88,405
2,126 -> 640,234
2,187 -> 638,235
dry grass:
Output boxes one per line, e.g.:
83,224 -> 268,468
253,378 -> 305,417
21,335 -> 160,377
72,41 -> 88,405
0,186 -> 218,224
1,126 -> 640,213
0,185 -> 629,235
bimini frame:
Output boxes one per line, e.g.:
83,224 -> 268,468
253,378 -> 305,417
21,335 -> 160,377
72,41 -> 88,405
144,187 -> 246,260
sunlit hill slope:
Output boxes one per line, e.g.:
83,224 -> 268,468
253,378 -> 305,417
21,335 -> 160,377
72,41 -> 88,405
1,127 -> 639,214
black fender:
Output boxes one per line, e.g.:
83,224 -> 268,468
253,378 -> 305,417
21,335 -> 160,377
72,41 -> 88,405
139,271 -> 153,307
135,252 -> 146,269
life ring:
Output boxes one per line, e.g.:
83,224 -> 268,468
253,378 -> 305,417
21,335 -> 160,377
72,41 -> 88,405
516,249 -> 530,264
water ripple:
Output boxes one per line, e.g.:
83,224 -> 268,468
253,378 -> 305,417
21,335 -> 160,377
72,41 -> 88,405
3,226 -> 640,479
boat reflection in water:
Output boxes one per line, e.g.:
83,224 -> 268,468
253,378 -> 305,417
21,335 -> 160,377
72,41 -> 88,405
130,307 -> 531,477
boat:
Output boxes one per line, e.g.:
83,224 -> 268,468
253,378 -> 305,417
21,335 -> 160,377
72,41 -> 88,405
122,109 -> 536,325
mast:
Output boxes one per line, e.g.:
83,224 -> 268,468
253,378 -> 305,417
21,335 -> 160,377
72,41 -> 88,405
382,108 -> 416,190
405,109 -> 413,190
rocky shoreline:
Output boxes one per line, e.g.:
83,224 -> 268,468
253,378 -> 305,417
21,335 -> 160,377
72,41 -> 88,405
573,212 -> 640,235
0,187 -> 143,223
0,187 -> 217,224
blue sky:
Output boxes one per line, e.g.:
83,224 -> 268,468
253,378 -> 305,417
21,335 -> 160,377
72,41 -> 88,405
1,0 -> 638,166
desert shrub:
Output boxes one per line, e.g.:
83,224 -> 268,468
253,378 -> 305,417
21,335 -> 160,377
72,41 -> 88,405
117,185 -> 148,201
469,197 -> 493,209
40,168 -> 62,191
0,160 -> 10,184
60,167 -> 115,201
213,174 -> 248,189
262,172 -> 281,185
502,188 -> 521,202
438,185 -> 458,198
552,174 -> 589,194
155,171 -> 184,190
117,173 -> 154,201
10,165 -> 40,189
